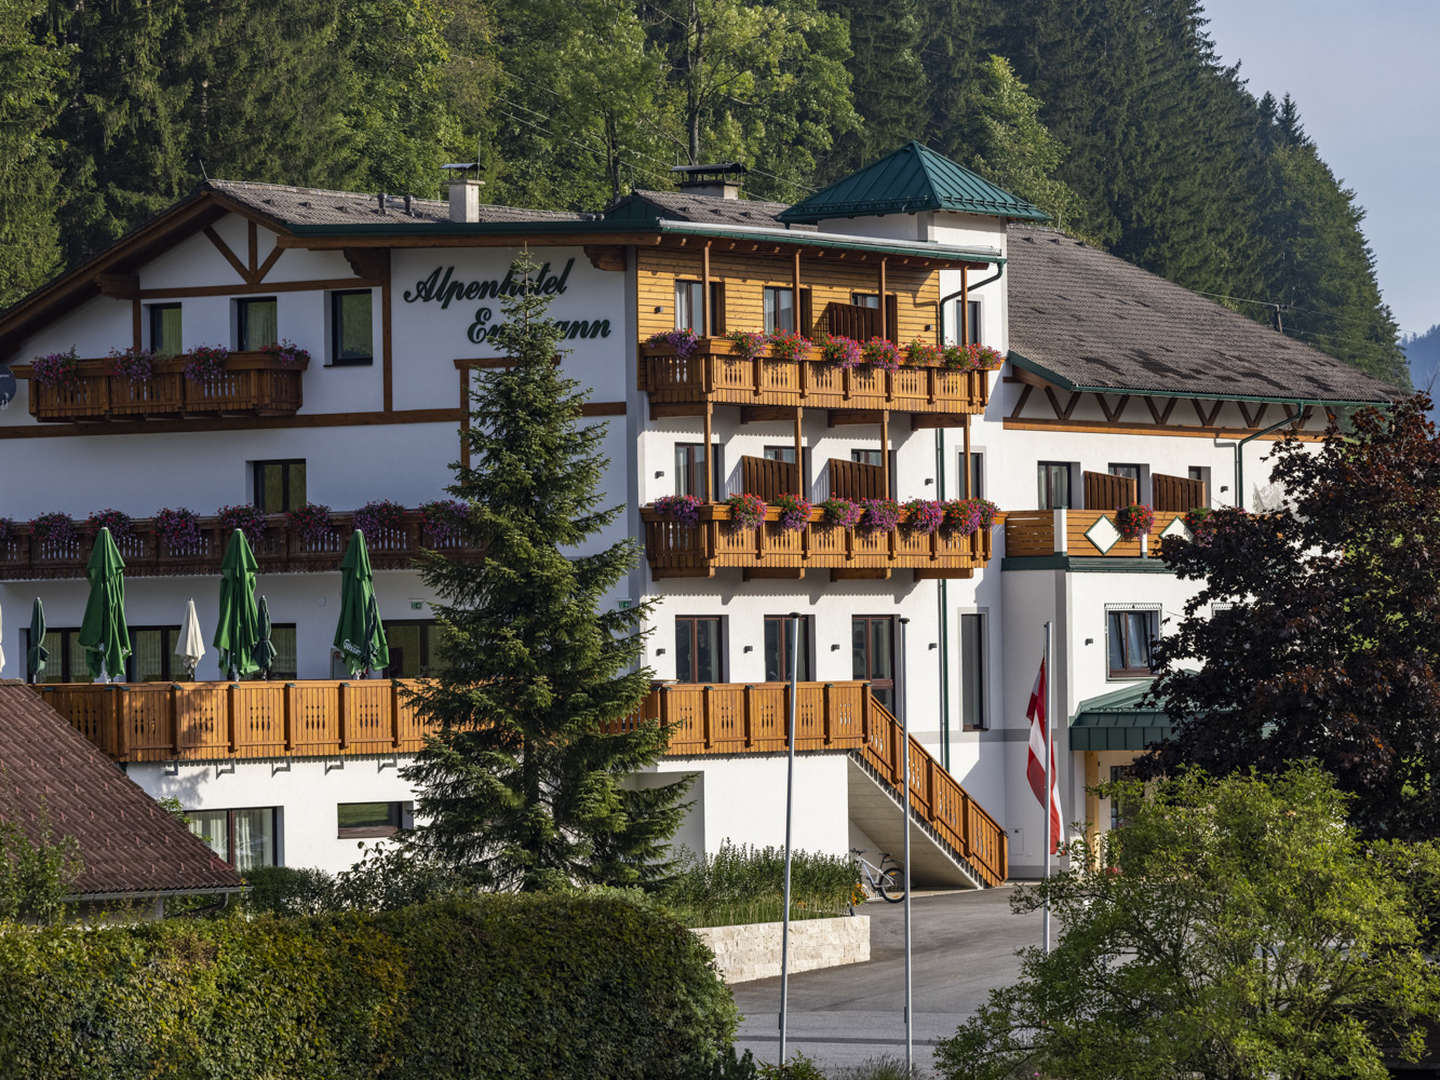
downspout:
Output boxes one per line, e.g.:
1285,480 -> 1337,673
932,260 -> 1002,773
1235,405 -> 1303,509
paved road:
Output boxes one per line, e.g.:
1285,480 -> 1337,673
731,888 -> 1039,1074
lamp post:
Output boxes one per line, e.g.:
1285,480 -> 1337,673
898,615 -> 913,1073
778,611 -> 801,1065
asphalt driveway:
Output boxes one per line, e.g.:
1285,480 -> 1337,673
731,887 -> 1040,1074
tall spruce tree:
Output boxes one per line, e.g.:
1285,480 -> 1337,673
403,252 -> 688,892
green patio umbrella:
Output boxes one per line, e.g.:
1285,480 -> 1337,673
78,527 -> 131,680
214,529 -> 260,680
253,595 -> 277,679
333,530 -> 389,676
27,598 -> 47,683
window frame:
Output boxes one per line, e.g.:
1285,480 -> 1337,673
147,303 -> 182,355
674,279 -> 704,333
1038,461 -> 1072,509
763,614 -> 813,683
235,296 -> 279,352
953,298 -> 983,345
252,458 -> 307,514
763,286 -> 795,333
1105,606 -> 1160,680
959,611 -> 987,731
329,289 -> 374,367
187,806 -> 279,870
957,449 -> 985,499
337,801 -> 411,839
674,441 -> 722,500
852,615 -> 896,711
381,619 -> 447,678
675,615 -> 724,683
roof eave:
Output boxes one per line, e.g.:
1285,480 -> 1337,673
1008,349 -> 1393,408
66,885 -> 247,903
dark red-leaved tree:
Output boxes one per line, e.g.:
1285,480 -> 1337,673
1141,394 -> 1440,839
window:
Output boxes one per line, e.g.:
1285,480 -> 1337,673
330,290 -> 373,365
236,297 -> 278,351
674,442 -> 721,499
25,627 -> 181,682
851,292 -> 880,309
852,616 -> 895,710
148,303 -> 182,355
675,616 -> 723,683
958,450 -> 984,498
270,624 -> 298,680
953,298 -> 983,345
763,286 -> 795,333
383,620 -> 448,678
25,628 -> 78,683
851,449 -> 883,467
1110,765 -> 1139,830
187,807 -> 278,871
960,613 -> 986,730
253,459 -> 306,513
1109,463 -> 1142,485
1107,609 -> 1159,678
764,615 -> 812,682
338,801 -> 411,839
675,280 -> 704,332
764,445 -> 796,464
1038,462 -> 1071,509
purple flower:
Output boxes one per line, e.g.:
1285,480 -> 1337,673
725,492 -> 767,530
815,333 -> 862,368
819,498 -> 863,528
654,494 -> 702,527
420,499 -> 468,546
904,499 -> 945,535
858,499 -> 900,533
354,499 -> 407,537
773,493 -> 812,533
644,329 -> 700,359
217,504 -> 268,548
31,349 -> 79,389
155,507 -> 203,552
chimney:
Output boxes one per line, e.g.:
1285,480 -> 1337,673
671,162 -> 747,200
441,162 -> 483,222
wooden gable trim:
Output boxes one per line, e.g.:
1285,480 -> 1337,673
203,225 -> 251,284
1143,396 -> 1177,425
1096,393 -> 1131,423
1190,398 -> 1224,427
1043,385 -> 1082,421
1237,400 -> 1267,428
1008,383 -> 1034,420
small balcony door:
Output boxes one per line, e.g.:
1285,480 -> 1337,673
764,615 -> 813,682
676,616 -> 724,683
852,615 -> 896,710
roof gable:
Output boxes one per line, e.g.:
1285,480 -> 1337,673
0,684 -> 242,898
780,142 -> 1049,224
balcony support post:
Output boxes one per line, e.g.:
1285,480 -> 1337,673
338,682 -> 350,751
878,257 -> 888,340
170,683 -> 182,756
959,266 -> 969,346
701,240 -> 712,337
283,683 -> 296,751
963,413 -> 972,498
701,684 -> 712,750
226,682 -> 238,754
793,407 -> 803,497
881,410 -> 890,500
390,679 -> 402,748
704,402 -> 714,502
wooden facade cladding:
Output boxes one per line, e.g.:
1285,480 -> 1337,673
0,510 -> 481,582
639,339 -> 992,416
12,353 -> 305,422
643,504 -> 996,578
636,247 -> 940,343
1004,509 -> 1187,559
40,677 -> 1008,886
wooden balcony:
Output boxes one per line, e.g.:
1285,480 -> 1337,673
12,352 -> 305,422
643,503 -> 996,579
1004,509 -> 1188,559
39,677 -> 1008,886
0,509 -> 479,581
638,338 -> 991,417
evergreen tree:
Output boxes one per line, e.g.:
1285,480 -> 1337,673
0,0 -> 65,305
403,252 -> 688,892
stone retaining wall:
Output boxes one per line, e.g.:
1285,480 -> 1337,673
693,915 -> 870,983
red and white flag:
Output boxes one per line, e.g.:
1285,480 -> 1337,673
1026,658 -> 1063,854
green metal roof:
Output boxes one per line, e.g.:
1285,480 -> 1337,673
780,142 -> 1050,224
1069,683 -> 1173,753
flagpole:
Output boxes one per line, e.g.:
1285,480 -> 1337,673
1042,619 -> 1052,955
778,612 -> 800,1066
898,615 -> 913,1074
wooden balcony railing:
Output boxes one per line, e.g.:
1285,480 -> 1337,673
38,677 -> 1008,886
0,509 -> 479,581
639,338 -> 992,416
622,681 -> 1007,886
643,503 -> 997,579
1004,509 -> 1188,559
12,352 -> 305,422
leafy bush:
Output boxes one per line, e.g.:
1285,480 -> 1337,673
661,842 -> 858,928
0,820 -> 81,924
758,1053 -> 828,1079
242,865 -> 338,916
0,894 -> 738,1079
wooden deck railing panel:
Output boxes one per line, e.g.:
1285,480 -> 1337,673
1002,509 -> 1187,559
39,678 -> 1009,885
0,510 -> 481,582
638,339 -> 992,416
14,352 -> 306,422
643,503 -> 997,578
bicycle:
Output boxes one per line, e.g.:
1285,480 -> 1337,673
849,847 -> 906,908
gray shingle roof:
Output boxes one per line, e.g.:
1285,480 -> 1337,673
205,180 -> 589,228
0,683 -> 242,898
623,189 -> 791,227
1006,225 -> 1398,404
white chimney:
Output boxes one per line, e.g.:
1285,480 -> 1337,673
447,179 -> 483,223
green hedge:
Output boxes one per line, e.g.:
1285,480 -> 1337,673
0,894 -> 737,1079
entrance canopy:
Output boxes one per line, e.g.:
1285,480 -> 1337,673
1070,683 -> 1173,752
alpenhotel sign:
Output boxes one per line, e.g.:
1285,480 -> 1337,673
401,258 -> 612,343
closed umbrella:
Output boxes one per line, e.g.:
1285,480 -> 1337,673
176,598 -> 206,680
254,595 -> 277,679
214,529 -> 260,681
333,530 -> 389,676
78,527 -> 131,681
27,598 -> 47,683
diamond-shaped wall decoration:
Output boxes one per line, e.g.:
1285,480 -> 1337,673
1084,514 -> 1122,554
1160,517 -> 1192,542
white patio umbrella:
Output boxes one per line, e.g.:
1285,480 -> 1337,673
176,598 -> 206,680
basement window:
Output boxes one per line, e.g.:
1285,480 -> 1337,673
338,801 -> 411,839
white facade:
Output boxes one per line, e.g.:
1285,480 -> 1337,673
0,188 -> 1319,879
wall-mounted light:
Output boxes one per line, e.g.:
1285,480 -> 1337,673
924,477 -> 933,486
1084,637 -> 1094,646
654,305 -> 663,313
655,470 -> 665,478
830,643 -> 840,651
928,642 -> 938,650
743,644 -> 754,653
656,647 -> 666,656
924,323 -> 933,332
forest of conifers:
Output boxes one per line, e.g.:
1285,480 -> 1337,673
0,0 -> 1405,383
